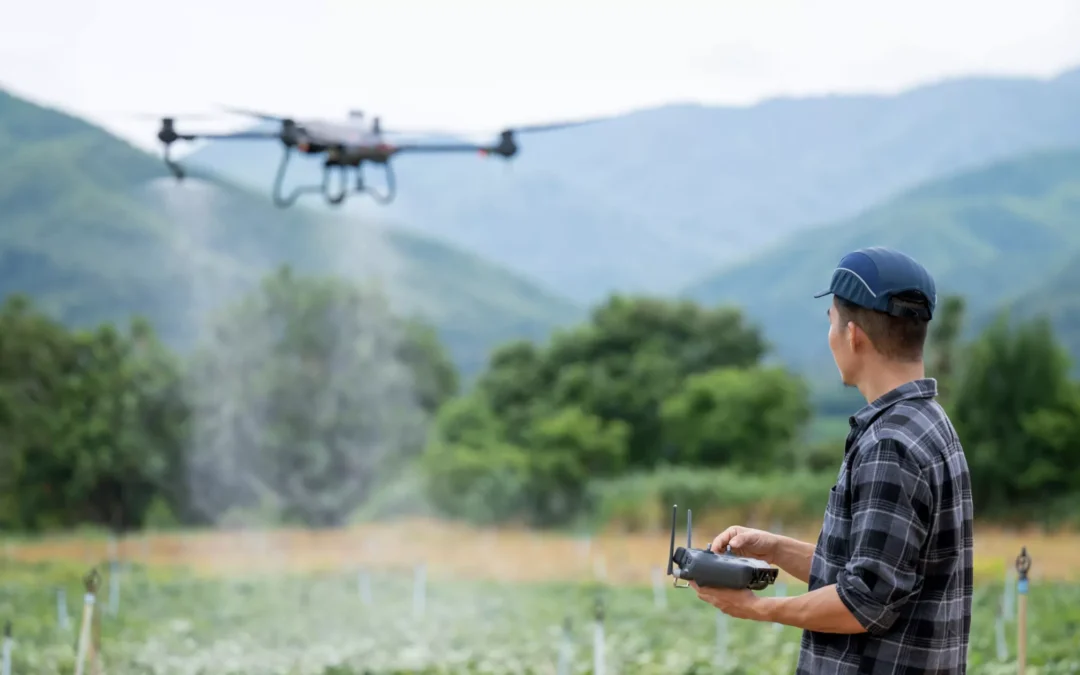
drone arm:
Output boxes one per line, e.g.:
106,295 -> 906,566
391,143 -> 490,154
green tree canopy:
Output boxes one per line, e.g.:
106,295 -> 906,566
950,311 -> 1075,510
660,365 -> 811,470
0,295 -> 187,531
476,295 -> 769,468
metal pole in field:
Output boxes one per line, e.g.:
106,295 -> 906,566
107,560 -> 120,617
715,610 -> 728,662
1003,565 -> 1016,621
651,567 -> 667,610
412,563 -> 426,619
358,568 -> 372,606
592,592 -> 606,675
2,621 -> 12,675
774,579 -> 787,632
57,587 -> 71,631
556,617 -> 573,675
1015,547 -> 1031,675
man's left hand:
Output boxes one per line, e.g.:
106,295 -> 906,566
690,582 -> 768,621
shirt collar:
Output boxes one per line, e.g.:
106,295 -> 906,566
848,377 -> 939,432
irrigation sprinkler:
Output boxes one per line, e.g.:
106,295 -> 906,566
1016,547 -> 1031,675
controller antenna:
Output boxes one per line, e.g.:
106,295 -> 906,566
687,508 -> 693,549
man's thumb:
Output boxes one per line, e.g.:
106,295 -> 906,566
728,534 -> 745,550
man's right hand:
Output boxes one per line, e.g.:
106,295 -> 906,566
712,525 -> 816,585
711,526 -> 778,564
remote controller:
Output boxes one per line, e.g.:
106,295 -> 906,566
667,504 -> 779,591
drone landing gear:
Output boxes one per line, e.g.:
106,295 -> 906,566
270,147 -> 398,208
354,161 -> 396,206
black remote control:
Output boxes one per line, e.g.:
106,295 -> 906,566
667,504 -> 779,591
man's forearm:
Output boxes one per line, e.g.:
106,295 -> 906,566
770,534 -> 816,584
756,584 -> 867,634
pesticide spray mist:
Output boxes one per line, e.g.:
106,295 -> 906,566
152,177 -> 430,572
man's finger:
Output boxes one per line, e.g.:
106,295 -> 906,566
711,527 -> 738,552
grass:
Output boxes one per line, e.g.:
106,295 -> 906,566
2,523 -> 1079,674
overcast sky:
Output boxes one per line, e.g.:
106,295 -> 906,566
3,0 -> 1080,150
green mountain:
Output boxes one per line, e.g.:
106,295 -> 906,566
683,148 -> 1080,381
1005,246 -> 1080,363
0,88 -> 582,376
185,66 -> 1080,303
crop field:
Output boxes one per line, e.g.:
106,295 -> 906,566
2,520 -> 1079,674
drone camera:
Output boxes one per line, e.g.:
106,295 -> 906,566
667,504 -> 779,591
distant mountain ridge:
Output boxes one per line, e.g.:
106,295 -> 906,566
0,89 -> 582,377
184,65 -> 1080,303
683,147 -> 1080,381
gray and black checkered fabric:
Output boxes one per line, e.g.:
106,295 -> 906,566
796,378 -> 974,675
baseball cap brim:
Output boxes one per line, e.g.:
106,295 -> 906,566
812,289 -> 833,299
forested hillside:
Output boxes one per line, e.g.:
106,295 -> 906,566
685,148 -> 1080,381
0,89 -> 581,376
185,67 -> 1080,301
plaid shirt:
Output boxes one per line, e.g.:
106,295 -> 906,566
795,378 -> 974,674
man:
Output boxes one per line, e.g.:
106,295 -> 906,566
693,246 -> 974,674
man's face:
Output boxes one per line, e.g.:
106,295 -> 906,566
827,301 -> 860,386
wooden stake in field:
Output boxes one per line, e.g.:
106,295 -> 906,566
74,568 -> 101,675
1015,547 -> 1031,675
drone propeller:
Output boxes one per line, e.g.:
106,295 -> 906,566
380,112 -> 612,142
506,116 -> 612,134
216,104 -> 290,123
124,112 -> 222,122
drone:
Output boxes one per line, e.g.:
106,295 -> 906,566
155,106 -> 606,208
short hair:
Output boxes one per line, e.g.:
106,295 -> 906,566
834,293 -> 929,362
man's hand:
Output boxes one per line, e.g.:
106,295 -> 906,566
711,526 -> 778,563
690,582 -> 768,621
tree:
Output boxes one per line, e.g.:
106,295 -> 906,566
660,366 -> 811,470
0,296 -> 187,531
184,266 -> 457,527
926,294 -> 967,405
476,295 -> 769,468
421,396 -> 629,527
950,311 -> 1074,510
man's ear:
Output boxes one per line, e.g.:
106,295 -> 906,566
846,321 -> 861,352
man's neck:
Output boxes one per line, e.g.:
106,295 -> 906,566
857,361 -> 926,405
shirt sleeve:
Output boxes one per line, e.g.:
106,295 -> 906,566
834,437 -> 932,636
